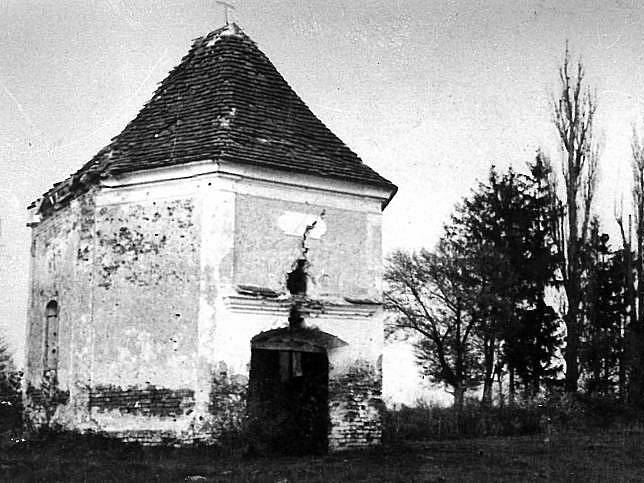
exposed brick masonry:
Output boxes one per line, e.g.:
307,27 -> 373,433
89,386 -> 195,418
328,363 -> 384,450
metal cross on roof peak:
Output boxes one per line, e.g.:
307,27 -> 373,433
215,1 -> 235,26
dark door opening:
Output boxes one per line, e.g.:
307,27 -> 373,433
248,348 -> 329,454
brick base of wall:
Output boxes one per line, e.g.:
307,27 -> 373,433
89,385 -> 195,418
328,362 -> 383,451
23,363 -> 383,452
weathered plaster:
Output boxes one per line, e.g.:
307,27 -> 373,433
196,180 -> 236,419
92,196 -> 200,389
25,190 -> 96,427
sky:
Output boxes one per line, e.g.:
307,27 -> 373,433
1,0 -> 643,403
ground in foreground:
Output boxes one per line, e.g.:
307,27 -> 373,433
1,429 -> 643,482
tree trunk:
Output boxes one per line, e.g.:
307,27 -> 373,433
637,200 -> 644,325
453,385 -> 465,413
482,333 -> 495,406
532,375 -> 540,399
591,340 -> 601,395
509,367 -> 516,405
564,178 -> 580,393
619,314 -> 627,402
496,362 -> 504,407
564,308 -> 579,392
618,222 -> 637,402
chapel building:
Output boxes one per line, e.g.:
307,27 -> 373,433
24,23 -> 397,452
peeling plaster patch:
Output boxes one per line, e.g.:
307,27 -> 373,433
277,211 -> 327,238
96,199 -> 195,289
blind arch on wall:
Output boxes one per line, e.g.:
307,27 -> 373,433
44,300 -> 59,372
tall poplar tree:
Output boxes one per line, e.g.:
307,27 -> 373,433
551,46 -> 600,392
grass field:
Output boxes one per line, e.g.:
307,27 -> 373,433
1,428 -> 644,482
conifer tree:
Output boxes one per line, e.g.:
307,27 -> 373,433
581,223 -> 627,396
452,157 -> 562,402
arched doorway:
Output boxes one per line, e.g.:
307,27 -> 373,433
247,328 -> 346,454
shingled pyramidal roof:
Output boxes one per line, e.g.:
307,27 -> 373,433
38,23 -> 396,211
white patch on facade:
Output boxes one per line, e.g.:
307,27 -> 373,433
277,211 -> 327,239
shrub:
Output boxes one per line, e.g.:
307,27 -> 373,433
383,393 -> 644,442
0,337 -> 22,432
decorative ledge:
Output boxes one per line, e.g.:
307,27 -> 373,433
222,293 -> 381,318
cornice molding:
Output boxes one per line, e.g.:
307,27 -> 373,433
101,159 -> 393,206
222,294 -> 380,319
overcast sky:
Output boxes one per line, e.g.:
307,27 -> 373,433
1,1 -> 642,400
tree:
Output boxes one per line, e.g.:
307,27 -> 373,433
0,335 -> 17,396
504,300 -> 562,398
384,245 -> 484,410
615,125 -> 644,403
580,222 -> 626,396
449,166 -> 518,406
551,45 -> 600,392
450,158 -> 562,403
0,334 -> 21,429
632,128 -> 644,334
386,159 -> 563,408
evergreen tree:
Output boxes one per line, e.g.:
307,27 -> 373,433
449,166 -> 523,404
502,154 -> 563,398
581,224 -> 627,396
504,301 -> 562,398
450,156 -> 562,402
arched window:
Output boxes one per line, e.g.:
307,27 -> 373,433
44,301 -> 59,372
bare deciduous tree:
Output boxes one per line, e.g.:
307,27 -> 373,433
384,247 -> 483,410
552,44 -> 600,392
631,130 -> 644,324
